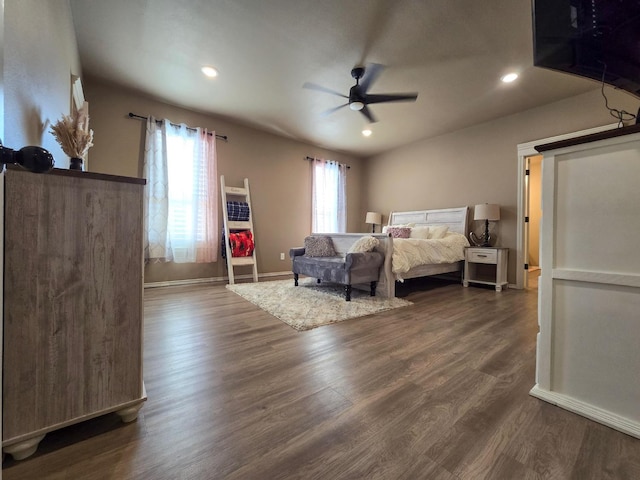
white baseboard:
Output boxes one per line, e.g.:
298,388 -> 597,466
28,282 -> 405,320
529,385 -> 640,439
144,271 -> 292,289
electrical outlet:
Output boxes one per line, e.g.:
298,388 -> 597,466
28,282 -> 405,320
280,252 -> 285,260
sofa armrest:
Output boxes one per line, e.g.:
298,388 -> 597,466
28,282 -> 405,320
345,251 -> 384,271
289,247 -> 305,258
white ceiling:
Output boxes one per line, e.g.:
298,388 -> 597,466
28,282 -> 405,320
69,0 -> 600,157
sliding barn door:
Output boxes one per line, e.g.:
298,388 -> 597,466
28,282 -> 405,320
531,130 -> 640,439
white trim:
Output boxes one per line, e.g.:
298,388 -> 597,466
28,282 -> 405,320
71,74 -> 85,111
552,269 -> 640,288
144,271 -> 292,289
515,124 -> 618,289
530,385 -> 640,439
1,0 -> 5,451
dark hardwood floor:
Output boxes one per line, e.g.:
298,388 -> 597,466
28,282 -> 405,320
3,273 -> 639,479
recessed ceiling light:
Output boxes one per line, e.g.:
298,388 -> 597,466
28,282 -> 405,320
362,129 -> 372,137
201,66 -> 218,78
501,72 -> 518,83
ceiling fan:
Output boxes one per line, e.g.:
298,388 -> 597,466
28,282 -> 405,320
303,64 -> 418,123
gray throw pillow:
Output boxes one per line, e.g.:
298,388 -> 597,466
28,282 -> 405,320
304,236 -> 336,257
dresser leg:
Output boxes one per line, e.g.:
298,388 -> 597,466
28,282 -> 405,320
3,434 -> 46,461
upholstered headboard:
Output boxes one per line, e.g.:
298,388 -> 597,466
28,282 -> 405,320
388,206 -> 469,235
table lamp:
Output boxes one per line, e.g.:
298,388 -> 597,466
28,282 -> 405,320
470,203 -> 500,247
365,211 -> 382,233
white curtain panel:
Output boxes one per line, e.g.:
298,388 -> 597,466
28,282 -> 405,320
337,162 -> 347,232
311,158 -> 347,233
143,117 -> 218,263
143,117 -> 171,262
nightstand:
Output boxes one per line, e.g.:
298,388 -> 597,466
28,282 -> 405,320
463,247 -> 508,291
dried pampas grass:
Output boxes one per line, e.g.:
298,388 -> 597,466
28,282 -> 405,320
50,101 -> 94,159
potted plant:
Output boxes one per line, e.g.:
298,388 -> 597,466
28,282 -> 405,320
50,101 -> 94,171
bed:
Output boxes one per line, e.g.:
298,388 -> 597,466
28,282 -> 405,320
376,206 -> 470,297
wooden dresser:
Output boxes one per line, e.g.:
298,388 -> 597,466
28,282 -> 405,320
2,167 -> 147,460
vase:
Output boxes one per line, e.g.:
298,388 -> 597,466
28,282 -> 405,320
0,144 -> 54,173
69,157 -> 83,171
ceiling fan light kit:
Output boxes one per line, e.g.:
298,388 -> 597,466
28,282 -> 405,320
201,65 -> 218,78
304,64 -> 418,123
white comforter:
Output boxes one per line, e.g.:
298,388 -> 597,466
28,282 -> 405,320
392,233 -> 470,278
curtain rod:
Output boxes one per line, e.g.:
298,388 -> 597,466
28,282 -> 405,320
128,112 -> 228,141
304,156 -> 350,169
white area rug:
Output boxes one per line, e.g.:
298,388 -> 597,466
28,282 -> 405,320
226,278 -> 412,331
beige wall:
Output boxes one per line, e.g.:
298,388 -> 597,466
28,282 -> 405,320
364,87 -> 638,283
84,78 -> 366,283
4,0 -> 81,166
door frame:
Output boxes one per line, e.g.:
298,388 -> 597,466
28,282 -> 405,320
515,123 -> 618,289
1,0 -> 6,459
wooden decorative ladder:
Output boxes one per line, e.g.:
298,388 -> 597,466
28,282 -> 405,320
220,175 -> 258,284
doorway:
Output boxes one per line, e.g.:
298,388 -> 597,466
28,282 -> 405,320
526,155 -> 542,288
515,123 -> 618,290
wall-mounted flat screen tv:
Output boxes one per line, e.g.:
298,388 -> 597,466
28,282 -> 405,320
533,0 -> 640,98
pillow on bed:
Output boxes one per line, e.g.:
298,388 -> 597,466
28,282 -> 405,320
428,225 -> 449,239
304,236 -> 336,257
382,223 -> 414,233
387,226 -> 411,238
348,236 -> 379,253
409,226 -> 430,239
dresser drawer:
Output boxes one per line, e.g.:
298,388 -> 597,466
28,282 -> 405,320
467,249 -> 497,264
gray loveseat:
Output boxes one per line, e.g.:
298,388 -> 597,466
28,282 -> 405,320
289,234 -> 386,301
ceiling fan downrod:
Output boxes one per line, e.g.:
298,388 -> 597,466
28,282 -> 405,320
349,66 -> 366,110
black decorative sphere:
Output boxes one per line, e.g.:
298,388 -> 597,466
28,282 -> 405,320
15,146 -> 55,173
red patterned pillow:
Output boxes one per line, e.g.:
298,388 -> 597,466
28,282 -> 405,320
387,227 -> 411,238
229,231 -> 254,257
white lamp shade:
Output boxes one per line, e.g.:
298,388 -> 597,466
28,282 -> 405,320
365,211 -> 382,225
474,203 -> 500,221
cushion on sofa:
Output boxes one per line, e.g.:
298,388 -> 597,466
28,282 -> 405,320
304,236 -> 336,257
348,236 -> 379,253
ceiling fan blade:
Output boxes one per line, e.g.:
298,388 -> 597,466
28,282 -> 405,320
364,93 -> 418,104
360,105 -> 377,123
359,63 -> 385,92
320,103 -> 349,117
303,82 -> 348,98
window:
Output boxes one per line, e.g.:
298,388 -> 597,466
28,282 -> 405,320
143,118 -> 218,263
311,158 -> 347,233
